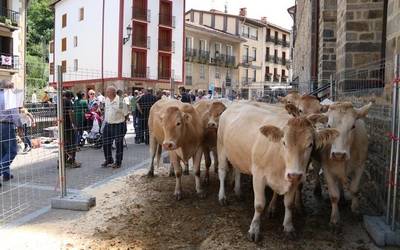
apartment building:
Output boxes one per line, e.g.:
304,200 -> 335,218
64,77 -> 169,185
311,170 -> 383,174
49,0 -> 184,92
185,22 -> 243,95
185,8 -> 291,99
0,0 -> 26,90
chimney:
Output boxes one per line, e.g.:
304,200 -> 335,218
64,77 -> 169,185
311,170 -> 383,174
239,7 -> 247,17
261,17 -> 267,24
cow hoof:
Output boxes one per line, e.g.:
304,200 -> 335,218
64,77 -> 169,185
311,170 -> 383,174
203,177 -> 210,185
169,171 -> 175,177
197,191 -> 206,199
175,193 -> 182,201
247,231 -> 260,242
329,223 -> 342,234
267,208 -> 276,219
147,170 -> 154,177
219,197 -> 228,206
313,186 -> 322,197
284,230 -> 297,240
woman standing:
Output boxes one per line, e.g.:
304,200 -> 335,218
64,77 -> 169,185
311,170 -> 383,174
19,107 -> 36,153
73,91 -> 88,146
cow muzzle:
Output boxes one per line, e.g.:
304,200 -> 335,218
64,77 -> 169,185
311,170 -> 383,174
207,122 -> 218,129
330,151 -> 348,161
162,141 -> 177,150
287,173 -> 303,183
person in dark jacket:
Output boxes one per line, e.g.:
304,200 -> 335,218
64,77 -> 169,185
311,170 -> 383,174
136,88 -> 157,144
179,87 -> 191,103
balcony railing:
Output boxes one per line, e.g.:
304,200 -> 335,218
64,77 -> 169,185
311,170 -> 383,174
186,75 -> 192,85
198,50 -> 210,62
264,74 -> 272,82
281,75 -> 288,82
266,36 -> 274,43
273,74 -> 280,82
242,55 -> 255,64
159,13 -> 175,27
131,66 -> 148,78
225,55 -> 236,67
241,77 -> 254,85
132,36 -> 148,48
132,8 -> 150,22
225,77 -> 232,87
159,69 -> 170,80
0,7 -> 19,27
265,54 -> 271,62
0,53 -> 19,70
159,39 -> 172,51
282,58 -> 287,65
185,48 -> 197,61
282,40 -> 289,47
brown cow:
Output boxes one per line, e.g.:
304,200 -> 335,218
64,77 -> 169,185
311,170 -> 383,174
217,103 -> 339,241
278,91 -> 301,106
320,102 -> 370,225
148,99 -> 205,200
194,100 -> 227,184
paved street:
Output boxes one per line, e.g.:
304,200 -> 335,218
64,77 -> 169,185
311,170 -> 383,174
0,122 -> 150,225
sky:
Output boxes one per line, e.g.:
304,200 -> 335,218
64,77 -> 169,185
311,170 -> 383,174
185,0 -> 295,30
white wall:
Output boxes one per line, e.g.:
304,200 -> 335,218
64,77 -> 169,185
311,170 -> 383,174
147,0 -> 160,80
121,0 -> 132,78
172,0 -> 184,82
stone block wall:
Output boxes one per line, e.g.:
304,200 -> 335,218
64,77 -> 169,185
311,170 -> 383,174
318,0 -> 337,83
385,0 -> 400,85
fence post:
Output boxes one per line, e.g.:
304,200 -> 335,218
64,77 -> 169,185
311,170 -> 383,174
329,74 -> 334,101
56,65 -> 67,198
391,54 -> 400,231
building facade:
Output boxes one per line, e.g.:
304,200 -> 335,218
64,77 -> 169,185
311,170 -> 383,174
184,22 -> 243,96
49,0 -> 184,92
0,0 -> 26,90
185,8 -> 291,99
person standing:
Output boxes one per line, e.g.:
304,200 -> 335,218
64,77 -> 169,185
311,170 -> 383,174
63,91 -> 81,168
19,107 -> 36,153
31,90 -> 37,104
73,91 -> 88,146
136,88 -> 157,145
102,86 -> 128,168
130,91 -> 138,134
0,80 -> 23,185
87,89 -> 98,110
179,87 -> 191,103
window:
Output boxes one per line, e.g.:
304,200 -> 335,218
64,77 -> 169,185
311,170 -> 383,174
244,46 -> 249,57
61,60 -> 67,73
282,51 -> 286,60
252,47 -> 256,60
73,36 -> 78,47
61,37 -> 67,51
266,28 -> 271,39
200,65 -> 205,79
214,43 -> 221,56
223,16 -> 227,31
74,59 -> 78,71
50,62 -> 54,75
79,7 -> 84,21
253,70 -> 256,82
283,34 -> 287,42
199,12 -> 203,25
282,69 -> 286,77
49,41 -> 54,53
266,47 -> 270,60
186,62 -> 192,76
211,14 -> 215,28
242,25 -> 249,37
62,14 -> 67,28
190,11 -> 194,22
266,66 -> 270,75
275,31 -> 278,39
215,67 -> 220,79
250,28 -> 258,40
185,37 -> 192,50
199,40 -> 206,51
226,45 -> 233,56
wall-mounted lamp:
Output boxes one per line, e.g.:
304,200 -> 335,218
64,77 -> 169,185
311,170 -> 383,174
123,24 -> 132,45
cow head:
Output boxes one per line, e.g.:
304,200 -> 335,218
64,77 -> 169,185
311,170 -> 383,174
278,91 -> 301,106
206,101 -> 227,129
160,104 -> 194,150
297,95 -> 329,115
260,117 -> 339,184
326,102 -> 371,161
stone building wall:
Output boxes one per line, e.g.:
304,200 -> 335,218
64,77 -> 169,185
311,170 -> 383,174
385,0 -> 400,85
318,0 -> 337,83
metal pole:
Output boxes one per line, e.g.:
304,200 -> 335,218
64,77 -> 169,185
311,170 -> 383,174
56,65 -> 67,198
391,54 -> 400,230
329,74 -> 334,101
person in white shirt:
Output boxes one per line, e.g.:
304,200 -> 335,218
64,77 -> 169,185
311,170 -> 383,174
19,107 -> 36,153
31,90 -> 37,104
102,86 -> 129,169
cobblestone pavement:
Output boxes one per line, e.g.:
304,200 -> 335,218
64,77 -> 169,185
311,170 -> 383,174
0,122 -> 150,225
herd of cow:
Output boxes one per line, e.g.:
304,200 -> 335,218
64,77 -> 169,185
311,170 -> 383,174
147,92 -> 372,242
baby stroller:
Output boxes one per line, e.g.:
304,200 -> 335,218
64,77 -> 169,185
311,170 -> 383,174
83,110 -> 103,149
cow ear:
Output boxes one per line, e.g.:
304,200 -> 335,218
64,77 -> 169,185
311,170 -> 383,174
307,114 -> 328,125
355,102 -> 372,119
320,105 -> 329,113
285,104 -> 300,117
315,129 -> 339,149
183,113 -> 192,123
259,125 -> 283,142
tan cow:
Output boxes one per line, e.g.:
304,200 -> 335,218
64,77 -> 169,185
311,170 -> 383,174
217,103 -> 339,241
278,91 -> 301,106
319,102 -> 371,225
194,100 -> 227,184
148,99 -> 205,200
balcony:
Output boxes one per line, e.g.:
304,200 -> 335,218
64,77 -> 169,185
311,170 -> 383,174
241,77 -> 254,85
186,75 -> 192,85
131,66 -> 148,78
0,7 -> 19,28
132,8 -> 150,22
242,55 -> 255,64
225,77 -> 232,87
282,58 -> 287,66
273,74 -> 280,82
132,36 -> 148,48
264,74 -> 272,82
225,55 -> 236,67
185,48 -> 197,61
0,53 -> 19,71
198,50 -> 210,63
159,13 -> 175,27
282,40 -> 289,47
265,54 -> 271,62
266,36 -> 274,43
159,39 -> 172,51
158,69 -> 170,80
211,52 -> 226,66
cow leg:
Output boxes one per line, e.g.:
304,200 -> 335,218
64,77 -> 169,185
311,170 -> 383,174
234,168 -> 242,199
193,148 -> 205,198
294,183 -> 304,214
349,165 -> 364,214
267,192 -> 278,218
248,174 -> 265,242
283,188 -> 297,239
312,159 -> 322,197
218,149 -> 229,206
170,153 -> 182,200
147,136 -> 158,177
183,161 -> 190,175
212,149 -> 218,173
156,144 -> 163,169
324,171 -> 340,225
204,148 -> 212,185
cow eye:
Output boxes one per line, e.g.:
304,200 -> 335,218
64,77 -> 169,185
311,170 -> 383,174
308,143 -> 313,148
327,124 -> 331,128
282,141 -> 286,146
299,109 -> 303,113
351,125 -> 355,130
176,122 -> 181,126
